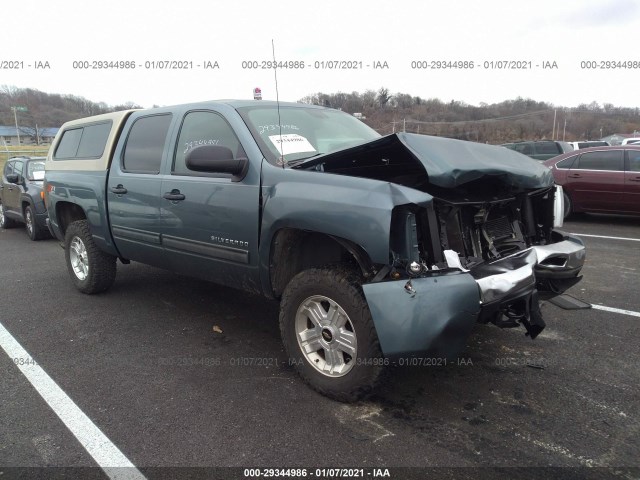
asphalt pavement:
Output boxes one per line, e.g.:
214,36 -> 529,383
0,214 -> 639,480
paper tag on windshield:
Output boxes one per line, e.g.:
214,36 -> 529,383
268,134 -> 316,156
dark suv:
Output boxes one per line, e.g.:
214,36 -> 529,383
0,156 -> 50,240
501,140 -> 573,161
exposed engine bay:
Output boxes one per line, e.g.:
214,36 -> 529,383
297,132 -> 585,340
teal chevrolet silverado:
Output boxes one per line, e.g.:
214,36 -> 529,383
44,100 -> 585,401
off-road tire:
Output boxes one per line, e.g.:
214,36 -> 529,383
0,201 -> 17,229
64,220 -> 117,294
280,267 -> 383,402
25,204 -> 47,241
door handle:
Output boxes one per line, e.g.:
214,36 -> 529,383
629,177 -> 640,182
110,185 -> 128,195
567,174 -> 581,178
163,190 -> 185,201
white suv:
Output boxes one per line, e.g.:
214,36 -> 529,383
569,140 -> 610,150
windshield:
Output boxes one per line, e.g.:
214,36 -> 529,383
236,105 -> 380,165
27,160 -> 45,180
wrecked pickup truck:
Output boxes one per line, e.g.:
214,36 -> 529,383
44,100 -> 585,401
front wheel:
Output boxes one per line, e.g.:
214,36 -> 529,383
563,192 -> 572,219
25,205 -> 47,240
280,267 -> 383,402
64,220 -> 117,294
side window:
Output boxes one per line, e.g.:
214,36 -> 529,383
575,150 -> 623,171
627,150 -> 640,172
173,111 -> 245,176
516,144 -> 533,155
13,161 -> 25,176
122,114 -> 173,174
4,161 -> 14,176
53,122 -> 112,160
536,142 -> 560,155
54,128 -> 83,159
76,122 -> 112,157
556,155 -> 578,169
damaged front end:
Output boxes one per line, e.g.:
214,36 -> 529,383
297,133 -> 586,358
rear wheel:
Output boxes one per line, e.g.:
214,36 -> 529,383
280,267 -> 383,402
25,205 -> 47,240
64,220 -> 117,294
0,201 -> 17,229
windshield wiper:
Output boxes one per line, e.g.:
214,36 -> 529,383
286,153 -> 323,166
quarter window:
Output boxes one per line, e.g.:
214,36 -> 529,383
122,114 -> 173,173
575,150 -> 623,171
556,155 -> 578,169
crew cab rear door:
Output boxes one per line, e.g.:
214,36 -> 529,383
107,112 -> 174,269
158,108 -> 261,290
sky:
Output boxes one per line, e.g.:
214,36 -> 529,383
4,0 -> 640,109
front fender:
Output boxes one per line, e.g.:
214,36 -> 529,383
258,164 -> 433,295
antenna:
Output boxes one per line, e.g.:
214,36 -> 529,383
272,39 -> 284,168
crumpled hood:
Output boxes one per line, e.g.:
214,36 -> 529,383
296,133 -> 554,190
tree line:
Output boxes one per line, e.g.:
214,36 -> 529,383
0,86 -> 141,142
2,85 -> 639,145
299,88 -> 640,143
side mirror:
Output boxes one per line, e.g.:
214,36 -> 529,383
185,145 -> 248,182
6,173 -> 22,185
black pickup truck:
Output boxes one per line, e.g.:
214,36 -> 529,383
44,100 -> 586,401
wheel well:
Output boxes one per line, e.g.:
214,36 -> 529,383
269,228 -> 373,298
56,202 -> 87,236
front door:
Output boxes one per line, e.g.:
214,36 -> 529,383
158,109 -> 261,291
2,159 -> 24,213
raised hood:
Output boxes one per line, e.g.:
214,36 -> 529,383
295,133 -> 554,191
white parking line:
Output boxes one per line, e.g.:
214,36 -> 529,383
570,233 -> 640,242
0,322 -> 145,480
591,305 -> 640,318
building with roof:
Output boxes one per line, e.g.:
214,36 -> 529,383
0,126 -> 59,146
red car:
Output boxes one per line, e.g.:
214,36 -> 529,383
543,145 -> 640,218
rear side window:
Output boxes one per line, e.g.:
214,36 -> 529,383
627,150 -> 640,172
556,155 -> 578,169
575,150 -> 623,171
54,128 -> 84,158
122,114 -> 173,173
535,142 -> 559,155
54,122 -> 112,159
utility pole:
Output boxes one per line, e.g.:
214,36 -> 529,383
552,109 -> 557,140
563,118 -> 567,141
11,106 -> 27,146
403,118 -> 406,132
